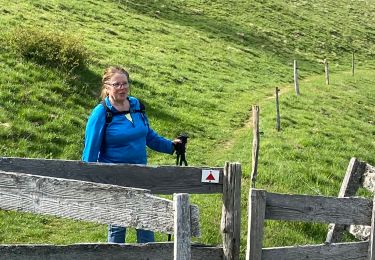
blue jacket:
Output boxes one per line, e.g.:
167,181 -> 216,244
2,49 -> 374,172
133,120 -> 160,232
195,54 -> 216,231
82,96 -> 174,164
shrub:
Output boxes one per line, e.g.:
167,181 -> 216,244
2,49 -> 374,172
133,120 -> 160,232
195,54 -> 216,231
9,26 -> 89,71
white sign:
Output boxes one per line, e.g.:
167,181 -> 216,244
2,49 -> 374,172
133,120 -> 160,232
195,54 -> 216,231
201,169 -> 220,183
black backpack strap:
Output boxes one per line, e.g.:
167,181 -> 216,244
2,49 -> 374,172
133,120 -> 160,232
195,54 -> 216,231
126,100 -> 145,114
137,101 -> 148,127
101,100 -> 146,119
139,101 -> 145,113
101,99 -> 148,128
100,100 -> 113,125
100,100 -> 112,151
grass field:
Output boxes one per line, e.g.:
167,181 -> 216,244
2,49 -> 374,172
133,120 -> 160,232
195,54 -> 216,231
0,0 -> 374,257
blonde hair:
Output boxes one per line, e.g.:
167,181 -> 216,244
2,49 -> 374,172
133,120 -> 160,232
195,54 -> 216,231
100,66 -> 130,99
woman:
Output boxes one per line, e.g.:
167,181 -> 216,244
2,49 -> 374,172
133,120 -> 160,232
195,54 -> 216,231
82,66 -> 179,243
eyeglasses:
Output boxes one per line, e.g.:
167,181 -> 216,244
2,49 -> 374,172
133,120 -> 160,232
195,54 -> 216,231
106,82 -> 130,89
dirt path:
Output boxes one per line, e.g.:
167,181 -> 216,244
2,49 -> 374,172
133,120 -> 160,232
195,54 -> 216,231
222,83 -> 294,150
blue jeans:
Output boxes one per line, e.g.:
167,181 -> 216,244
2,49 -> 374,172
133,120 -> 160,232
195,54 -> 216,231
108,225 -> 155,243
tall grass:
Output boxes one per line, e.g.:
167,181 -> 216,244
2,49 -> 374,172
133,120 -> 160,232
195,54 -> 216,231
8,26 -> 89,72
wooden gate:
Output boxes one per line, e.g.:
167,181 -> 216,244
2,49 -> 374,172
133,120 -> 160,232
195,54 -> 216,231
0,157 -> 242,260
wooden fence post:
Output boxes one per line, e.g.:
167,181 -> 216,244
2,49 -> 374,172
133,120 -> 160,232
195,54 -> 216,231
326,158 -> 366,243
324,59 -> 330,85
352,52 -> 355,76
246,189 -> 266,260
221,162 -> 242,260
174,193 -> 191,260
275,88 -> 280,131
294,60 -> 300,96
369,195 -> 375,260
251,105 -> 260,187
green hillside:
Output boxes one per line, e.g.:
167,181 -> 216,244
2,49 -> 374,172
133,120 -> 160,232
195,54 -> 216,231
0,0 -> 374,255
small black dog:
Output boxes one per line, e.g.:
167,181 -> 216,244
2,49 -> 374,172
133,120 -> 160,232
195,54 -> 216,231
174,133 -> 188,166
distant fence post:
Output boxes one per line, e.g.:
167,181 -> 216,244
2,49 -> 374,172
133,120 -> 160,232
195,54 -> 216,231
221,162 -> 242,260
246,189 -> 266,260
294,60 -> 300,95
275,88 -> 280,131
352,52 -> 355,76
174,193 -> 191,260
324,59 -> 330,85
251,105 -> 260,187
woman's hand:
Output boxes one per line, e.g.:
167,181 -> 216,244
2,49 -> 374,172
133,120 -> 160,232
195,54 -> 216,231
172,139 -> 182,145
172,138 -> 183,154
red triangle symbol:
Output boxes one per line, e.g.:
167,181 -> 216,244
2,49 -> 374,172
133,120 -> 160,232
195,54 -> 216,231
206,173 -> 215,181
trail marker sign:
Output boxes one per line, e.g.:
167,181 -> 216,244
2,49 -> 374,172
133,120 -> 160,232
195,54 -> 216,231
201,169 -> 220,183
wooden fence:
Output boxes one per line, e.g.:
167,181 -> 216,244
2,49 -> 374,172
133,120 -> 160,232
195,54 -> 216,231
326,157 -> 375,243
0,157 -> 242,260
246,188 -> 375,260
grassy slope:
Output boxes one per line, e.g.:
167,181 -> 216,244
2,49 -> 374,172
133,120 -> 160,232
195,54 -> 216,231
210,69 -> 375,249
0,0 -> 374,253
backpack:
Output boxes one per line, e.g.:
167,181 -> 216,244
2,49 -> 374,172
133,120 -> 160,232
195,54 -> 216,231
100,100 -> 146,125
100,100 -> 148,147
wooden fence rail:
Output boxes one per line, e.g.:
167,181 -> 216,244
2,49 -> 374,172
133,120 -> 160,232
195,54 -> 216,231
0,157 -> 223,194
262,241 -> 369,260
246,188 -> 375,260
0,170 -> 200,237
265,192 -> 372,225
0,243 -> 224,260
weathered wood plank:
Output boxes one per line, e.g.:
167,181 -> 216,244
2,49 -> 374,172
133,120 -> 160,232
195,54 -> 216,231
369,195 -> 375,260
246,189 -> 266,260
262,241 -> 369,260
221,162 -> 242,260
174,193 -> 191,260
0,243 -> 224,260
0,157 -> 223,194
326,157 -> 366,243
341,158 -> 367,196
190,204 -> 201,238
0,170 -> 200,236
265,192 -> 372,225
251,105 -> 260,187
